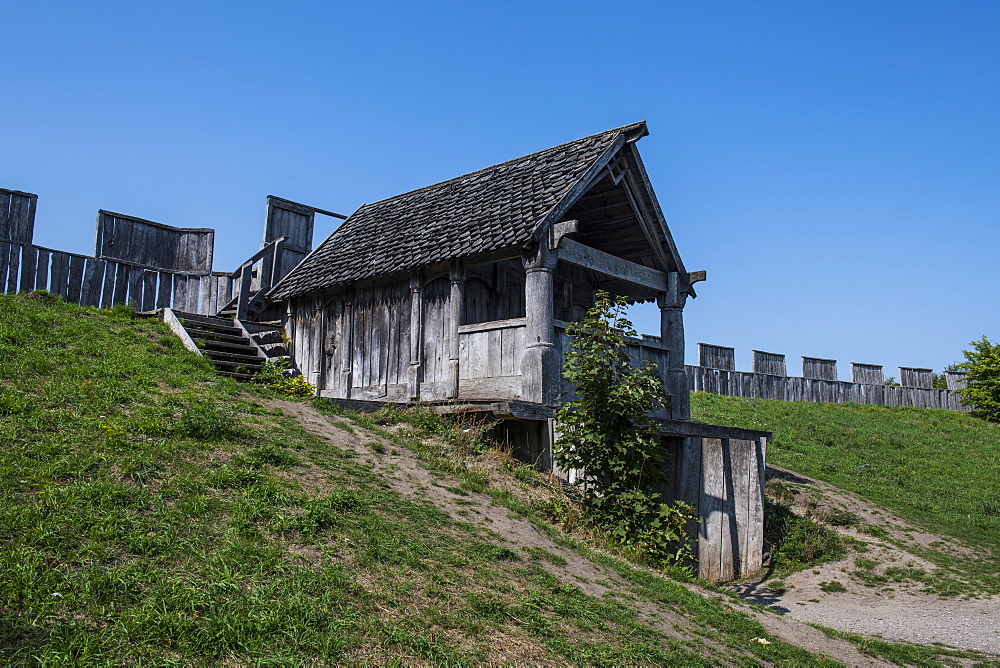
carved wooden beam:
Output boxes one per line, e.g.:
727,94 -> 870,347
556,237 -> 669,291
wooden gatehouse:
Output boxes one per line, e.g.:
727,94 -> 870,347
265,122 -> 768,581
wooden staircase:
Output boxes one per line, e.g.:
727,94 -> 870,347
173,312 -> 264,380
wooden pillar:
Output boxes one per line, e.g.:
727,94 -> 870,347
657,272 -> 689,419
408,272 -> 422,400
447,261 -> 464,399
342,295 -> 354,398
521,244 -> 559,405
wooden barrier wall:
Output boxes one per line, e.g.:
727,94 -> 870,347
687,365 -> 966,410
0,241 -> 234,314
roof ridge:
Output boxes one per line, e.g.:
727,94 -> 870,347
357,121 -> 647,212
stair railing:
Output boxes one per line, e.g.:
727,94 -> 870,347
231,236 -> 286,320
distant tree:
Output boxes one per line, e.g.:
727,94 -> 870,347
955,337 -> 1000,422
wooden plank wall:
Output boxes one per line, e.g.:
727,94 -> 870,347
0,241 -> 233,314
851,363 -> 884,385
0,189 -> 37,244
697,436 -> 766,581
687,365 -> 967,410
698,343 -> 735,370
752,350 -> 786,376
95,211 -> 214,274
264,197 -> 315,281
899,367 -> 933,389
802,356 -> 838,381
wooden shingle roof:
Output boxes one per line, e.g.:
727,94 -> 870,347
270,122 -> 649,299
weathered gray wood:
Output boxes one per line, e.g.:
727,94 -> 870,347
81,258 -> 104,307
946,371 -> 968,392
6,243 -> 20,293
127,267 -> 143,309
67,255 -> 86,304
156,272 -> 173,309
752,350 -> 786,376
557,237 -> 669,290
0,190 -> 37,244
899,367 -> 933,389
699,438 -> 724,581
802,356 -> 837,381
101,261 -> 118,307
0,243 -> 10,289
698,343 -> 735,370
142,271 -> 157,311
852,363 -> 884,385
35,249 -> 50,291
49,252 -> 70,298
95,210 -> 214,274
19,245 -> 37,293
113,263 -> 130,305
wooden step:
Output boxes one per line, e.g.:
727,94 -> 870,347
174,311 -> 238,329
180,319 -> 243,336
217,370 -> 256,381
196,338 -> 259,355
186,328 -> 252,345
203,349 -> 264,364
210,358 -> 264,372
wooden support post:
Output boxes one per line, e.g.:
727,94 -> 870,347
408,272 -> 422,400
447,261 -> 464,399
521,244 -> 559,404
657,272 -> 689,419
342,297 -> 354,398
237,263 -> 253,320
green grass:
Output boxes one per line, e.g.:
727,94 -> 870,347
692,392 -> 1000,592
0,294 -> 850,665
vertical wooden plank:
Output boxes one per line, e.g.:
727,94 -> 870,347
67,255 -> 86,304
80,257 -> 104,307
35,249 -> 50,291
6,243 -> 21,293
157,272 -> 173,309
0,192 -> 10,240
732,439 -> 752,575
19,245 -> 38,293
488,328 -> 502,378
700,438 -> 724,582
49,252 -> 70,298
101,261 -> 118,308
127,267 -> 143,309
142,270 -> 157,311
198,275 -> 212,315
0,242 -> 10,292
113,263 -> 130,305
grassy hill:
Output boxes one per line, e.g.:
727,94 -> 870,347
692,392 -> 1000,594
2,293 -> 997,665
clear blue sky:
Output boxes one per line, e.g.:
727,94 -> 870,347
3,1 -> 998,378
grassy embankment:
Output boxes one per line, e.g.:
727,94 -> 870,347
1,293 -> 853,665
693,392 -> 1000,595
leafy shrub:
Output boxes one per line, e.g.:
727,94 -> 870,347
765,499 -> 847,570
253,359 -> 315,398
554,291 -> 696,566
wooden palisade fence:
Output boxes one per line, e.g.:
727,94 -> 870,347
0,187 -> 329,318
688,342 -> 969,411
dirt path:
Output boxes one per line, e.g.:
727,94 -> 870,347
267,399 -> 888,666
735,467 -> 1000,655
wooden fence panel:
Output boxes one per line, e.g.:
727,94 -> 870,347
6,243 -> 20,293
699,343 -> 735,370
95,210 -> 214,274
0,189 -> 37,244
852,363 -> 883,385
900,367 -> 933,389
19,245 -> 37,293
156,272 -> 173,309
35,249 -> 50,291
752,350 -> 786,376
81,257 -> 105,307
802,356 -> 837,381
67,255 -> 86,304
49,252 -> 71,299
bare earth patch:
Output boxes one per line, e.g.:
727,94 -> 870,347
734,466 -> 1000,655
264,398 -> 892,666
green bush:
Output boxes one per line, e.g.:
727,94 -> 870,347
554,291 -> 696,566
253,359 -> 315,398
955,336 -> 1000,422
